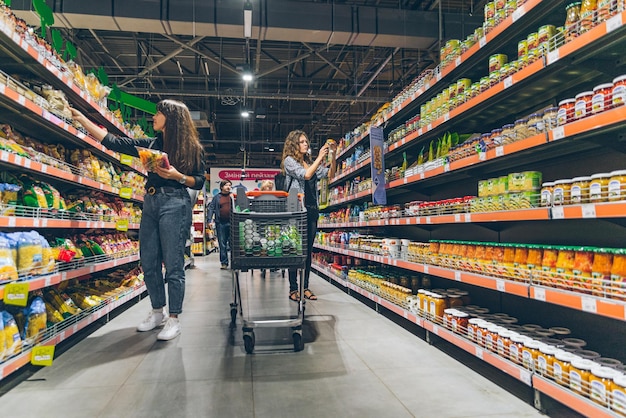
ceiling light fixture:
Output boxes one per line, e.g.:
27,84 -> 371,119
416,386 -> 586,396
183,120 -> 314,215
241,109 -> 250,118
243,0 -> 252,38
242,72 -> 254,82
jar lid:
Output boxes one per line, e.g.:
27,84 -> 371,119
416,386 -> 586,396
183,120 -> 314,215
542,182 -> 556,187
468,318 -> 485,325
613,374 -> 626,386
590,173 -> 611,179
610,170 -> 626,176
612,74 -> 626,84
555,350 -> 578,362
574,349 -> 601,360
554,179 -> 572,185
529,113 -> 542,118
510,334 -> 531,343
566,3 -> 582,8
549,326 -> 571,336
596,358 -> 623,368
571,358 -> 597,370
522,324 -> 543,331
541,337 -> 566,347
498,330 -> 517,338
444,308 -> 458,314
571,176 -> 590,182
563,338 -> 587,347
502,124 -> 515,129
593,83 -> 613,90
524,339 -> 543,349
575,91 -> 594,99
543,107 -> 559,112
591,365 -> 620,379
454,312 -> 469,318
515,118 -> 529,123
558,99 -> 576,105
539,344 -> 559,355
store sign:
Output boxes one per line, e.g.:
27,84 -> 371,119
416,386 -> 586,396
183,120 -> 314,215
208,167 -> 280,197
31,345 -> 55,366
370,127 -> 387,205
3,282 -> 29,306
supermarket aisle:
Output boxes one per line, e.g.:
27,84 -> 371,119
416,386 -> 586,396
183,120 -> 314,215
0,256 -> 546,418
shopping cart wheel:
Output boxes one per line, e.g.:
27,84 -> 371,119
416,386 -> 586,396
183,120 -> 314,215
243,333 -> 255,354
292,332 -> 304,352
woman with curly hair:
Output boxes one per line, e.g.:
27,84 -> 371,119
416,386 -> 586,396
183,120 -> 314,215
281,130 -> 335,301
70,99 -> 205,341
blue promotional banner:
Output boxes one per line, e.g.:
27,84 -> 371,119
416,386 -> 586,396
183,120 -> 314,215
369,127 -> 386,205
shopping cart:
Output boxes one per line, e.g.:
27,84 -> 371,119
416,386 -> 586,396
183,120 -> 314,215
229,190 -> 308,353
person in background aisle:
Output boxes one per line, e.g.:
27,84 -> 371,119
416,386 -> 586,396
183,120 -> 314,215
70,100 -> 205,341
281,130 -> 335,302
208,180 -> 233,269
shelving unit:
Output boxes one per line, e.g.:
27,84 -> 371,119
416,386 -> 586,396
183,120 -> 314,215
0,9 -> 145,380
316,2 -> 626,416
192,190 -> 207,256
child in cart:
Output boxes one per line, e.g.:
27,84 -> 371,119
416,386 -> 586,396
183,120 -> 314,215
259,180 -> 279,278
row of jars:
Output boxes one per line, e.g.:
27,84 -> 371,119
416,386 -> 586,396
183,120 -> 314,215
541,169 -> 626,206
565,0 -> 626,42
557,75 -> 626,125
424,241 -> 626,299
479,172 -> 542,197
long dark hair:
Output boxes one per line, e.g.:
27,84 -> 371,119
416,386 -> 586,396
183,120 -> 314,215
157,99 -> 203,173
280,129 -> 311,173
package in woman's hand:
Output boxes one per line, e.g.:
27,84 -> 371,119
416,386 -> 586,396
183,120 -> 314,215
135,146 -> 169,171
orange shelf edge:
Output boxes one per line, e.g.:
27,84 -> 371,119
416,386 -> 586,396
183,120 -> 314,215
532,376 -> 616,418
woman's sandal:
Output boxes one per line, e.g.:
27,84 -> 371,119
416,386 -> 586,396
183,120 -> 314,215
289,290 -> 300,302
303,289 -> 317,300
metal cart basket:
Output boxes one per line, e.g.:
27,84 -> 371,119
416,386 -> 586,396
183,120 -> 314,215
229,190 -> 307,352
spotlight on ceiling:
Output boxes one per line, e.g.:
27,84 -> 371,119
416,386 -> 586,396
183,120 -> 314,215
241,109 -> 251,118
243,0 -> 252,38
242,72 -> 254,82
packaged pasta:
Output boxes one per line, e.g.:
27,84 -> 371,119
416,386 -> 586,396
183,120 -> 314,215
0,235 -> 18,282
22,296 -> 47,344
2,311 -> 22,358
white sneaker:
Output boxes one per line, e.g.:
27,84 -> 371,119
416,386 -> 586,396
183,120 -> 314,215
157,317 -> 181,341
137,309 -> 168,332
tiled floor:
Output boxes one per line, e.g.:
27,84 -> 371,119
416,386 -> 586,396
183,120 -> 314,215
0,256 -> 552,417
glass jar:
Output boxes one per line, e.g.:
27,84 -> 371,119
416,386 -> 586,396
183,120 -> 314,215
526,245 -> 543,276
537,344 -> 559,378
554,350 -> 579,386
518,39 -> 528,59
596,357 -> 623,370
542,107 -> 559,131
609,170 -> 626,201
540,246 -> 559,286
552,179 -> 572,206
556,246 -> 576,289
612,75 -> 626,107
589,172 -> 611,202
610,249 -> 626,298
574,91 -> 593,120
451,311 -> 469,334
592,248 -> 613,296
592,83 -> 613,114
501,124 -> 516,144
417,289 -> 428,314
611,373 -> 626,416
448,294 -> 463,307
477,321 -> 492,347
467,318 -> 485,343
557,99 -> 576,125
509,334 -> 531,365
573,247 -> 595,293
570,176 -> 591,204
497,330 -> 517,357
430,292 -> 446,320
541,182 -> 555,207
443,308 -> 457,328
522,339 -> 542,371
527,113 -> 545,136
570,358 -> 597,396
514,118 -> 530,139
565,3 -> 582,41
485,324 -> 505,352
590,365 -> 620,406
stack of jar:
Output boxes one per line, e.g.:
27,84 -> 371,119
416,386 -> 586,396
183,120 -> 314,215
557,75 -> 626,126
413,197 -> 475,216
540,169 -> 626,207
565,0 -> 626,42
415,287 -> 471,322
473,171 -> 542,212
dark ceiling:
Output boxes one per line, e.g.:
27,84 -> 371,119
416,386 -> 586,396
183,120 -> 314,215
11,0 -> 484,167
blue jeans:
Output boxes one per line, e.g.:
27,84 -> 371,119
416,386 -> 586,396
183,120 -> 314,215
217,222 -> 231,266
140,188 -> 191,315
289,207 -> 318,292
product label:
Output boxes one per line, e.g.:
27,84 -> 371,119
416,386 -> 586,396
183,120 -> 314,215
557,108 -> 568,125
553,362 -> 563,383
612,389 -> 626,414
510,344 -> 519,363
590,379 -> 606,404
451,318 -> 458,332
485,334 -> 494,351
522,349 -> 532,370
570,185 -> 582,204
553,187 -> 564,205
590,182 -> 602,200
574,100 -> 588,119
609,180 -> 621,199
541,190 -> 552,206
613,85 -> 626,106
570,370 -> 582,392
497,339 -> 505,355
537,356 -> 547,375
592,93 -> 606,113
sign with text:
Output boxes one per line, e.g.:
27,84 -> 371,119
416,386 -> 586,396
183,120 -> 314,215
369,127 -> 386,205
208,167 -> 280,197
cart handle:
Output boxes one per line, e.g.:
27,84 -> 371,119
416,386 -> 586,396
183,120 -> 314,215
246,190 -> 289,197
